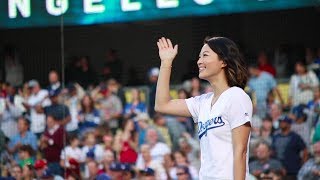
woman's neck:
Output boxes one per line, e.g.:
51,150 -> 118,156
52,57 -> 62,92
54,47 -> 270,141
210,81 -> 230,97
208,73 -> 230,97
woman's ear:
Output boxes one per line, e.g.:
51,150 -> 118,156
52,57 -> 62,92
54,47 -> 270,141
222,62 -> 227,68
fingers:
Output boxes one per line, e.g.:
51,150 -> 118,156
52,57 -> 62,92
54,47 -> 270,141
157,37 -> 176,50
161,37 -> 168,48
167,38 -> 173,48
157,42 -> 162,50
174,44 -> 178,52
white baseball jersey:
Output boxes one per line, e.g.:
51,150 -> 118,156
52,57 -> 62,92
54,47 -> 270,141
185,87 -> 252,180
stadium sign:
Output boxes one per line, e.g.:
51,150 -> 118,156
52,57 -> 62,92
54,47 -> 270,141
0,0 -> 317,28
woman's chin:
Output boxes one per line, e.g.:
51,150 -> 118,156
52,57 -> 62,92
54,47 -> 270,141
198,73 -> 207,80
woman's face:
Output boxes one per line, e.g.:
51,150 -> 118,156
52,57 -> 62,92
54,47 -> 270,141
197,44 -> 225,81
191,77 -> 200,89
295,63 -> 306,74
131,89 -> 140,101
83,96 -> 91,107
22,165 -> 32,177
178,91 -> 187,99
174,152 -> 187,165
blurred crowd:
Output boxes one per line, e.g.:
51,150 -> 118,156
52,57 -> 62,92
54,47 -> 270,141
0,47 -> 320,180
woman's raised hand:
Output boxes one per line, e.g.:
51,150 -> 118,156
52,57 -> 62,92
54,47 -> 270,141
157,37 -> 178,64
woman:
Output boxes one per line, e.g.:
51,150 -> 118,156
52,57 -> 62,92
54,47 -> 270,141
155,37 -> 252,179
22,164 -> 35,180
171,151 -> 198,180
113,119 -> 138,164
289,60 -> 319,107
78,94 -> 100,134
190,77 -> 203,97
123,88 -> 147,119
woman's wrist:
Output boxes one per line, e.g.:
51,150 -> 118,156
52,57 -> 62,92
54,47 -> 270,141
160,63 -> 172,69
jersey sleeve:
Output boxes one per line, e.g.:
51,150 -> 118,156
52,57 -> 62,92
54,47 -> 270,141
227,90 -> 253,129
185,93 -> 210,123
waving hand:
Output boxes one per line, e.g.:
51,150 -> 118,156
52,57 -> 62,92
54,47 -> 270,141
157,37 -> 178,64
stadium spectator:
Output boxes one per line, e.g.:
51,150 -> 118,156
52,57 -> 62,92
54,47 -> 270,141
81,131 -> 104,178
108,162 -> 123,180
47,70 -> 62,93
102,78 -> 126,109
78,94 -> 101,134
172,151 -> 199,179
139,167 -> 156,180
152,113 -> 172,148
113,119 -> 138,164
178,132 -> 200,170
136,113 -> 151,146
249,141 -> 285,179
190,77 -> 204,97
87,160 -> 111,180
23,79 -> 51,136
39,115 -> 65,176
136,144 -> 167,179
274,45 -> 289,78
291,104 -> 312,149
0,87 -> 21,139
60,134 -> 83,170
259,116 -> 275,144
22,164 -> 35,180
147,67 -> 159,117
3,48 -> 23,87
258,51 -> 276,77
18,145 -> 34,167
269,103 -> 283,129
289,60 -> 319,107
272,116 -> 308,179
10,164 -> 22,180
63,83 -> 85,135
298,141 -> 320,180
123,88 -> 147,120
7,83 -> 27,113
176,165 -> 193,180
73,56 -> 97,89
145,128 -> 171,163
101,149 -> 115,175
8,116 -> 37,161
248,63 -> 283,118
95,79 -> 123,135
45,89 -> 71,126
307,87 -> 320,126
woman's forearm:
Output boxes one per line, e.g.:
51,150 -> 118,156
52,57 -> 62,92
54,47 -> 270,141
234,152 -> 247,180
154,62 -> 173,112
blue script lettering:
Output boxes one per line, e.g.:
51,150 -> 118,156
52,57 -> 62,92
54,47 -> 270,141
198,116 -> 225,139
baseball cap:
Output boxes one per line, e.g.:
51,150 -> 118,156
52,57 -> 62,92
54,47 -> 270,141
41,169 -> 54,178
109,162 -> 122,171
135,113 -> 150,122
140,167 -> 155,176
279,116 -> 293,124
34,159 -> 47,169
48,89 -> 60,97
28,80 -> 39,88
148,67 -> 159,77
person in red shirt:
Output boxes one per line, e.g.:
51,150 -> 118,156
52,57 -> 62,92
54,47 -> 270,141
258,51 -> 276,77
39,115 -> 65,176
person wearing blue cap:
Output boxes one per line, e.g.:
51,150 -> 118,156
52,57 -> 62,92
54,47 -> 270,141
272,116 -> 308,179
139,167 -> 155,180
44,88 -> 71,126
